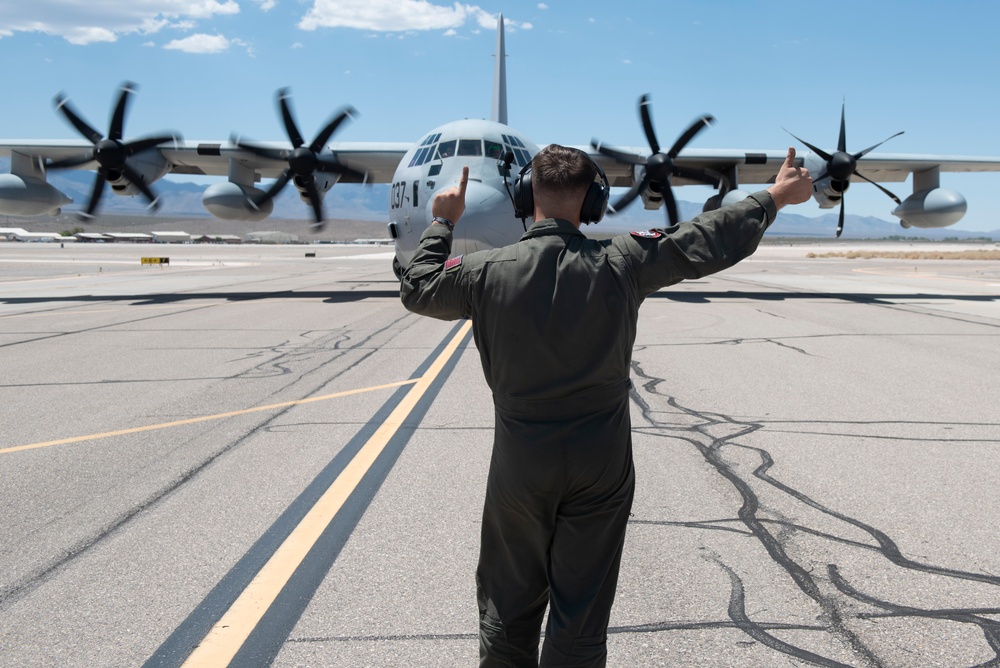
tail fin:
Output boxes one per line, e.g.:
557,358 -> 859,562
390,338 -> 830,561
491,14 -> 508,125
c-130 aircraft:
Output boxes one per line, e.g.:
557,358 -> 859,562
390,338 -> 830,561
2,16 -> 1000,278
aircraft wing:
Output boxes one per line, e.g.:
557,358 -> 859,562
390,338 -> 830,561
0,139 -> 413,183
574,146 -> 1000,187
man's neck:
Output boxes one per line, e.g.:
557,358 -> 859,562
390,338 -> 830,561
534,207 -> 582,229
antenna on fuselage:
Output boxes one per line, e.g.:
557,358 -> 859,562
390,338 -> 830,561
491,14 -> 508,126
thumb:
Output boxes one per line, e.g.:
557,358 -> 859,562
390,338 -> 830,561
783,146 -> 797,169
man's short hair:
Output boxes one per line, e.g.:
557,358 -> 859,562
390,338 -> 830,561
531,144 -> 597,199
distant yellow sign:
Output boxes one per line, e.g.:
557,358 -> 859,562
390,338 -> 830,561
141,257 -> 170,265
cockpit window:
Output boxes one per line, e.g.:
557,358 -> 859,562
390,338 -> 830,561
436,140 -> 457,159
419,132 -> 441,147
499,134 -> 532,167
485,141 -> 503,159
457,139 -> 483,156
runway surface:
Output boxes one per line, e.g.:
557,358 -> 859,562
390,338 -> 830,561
1,240 -> 998,667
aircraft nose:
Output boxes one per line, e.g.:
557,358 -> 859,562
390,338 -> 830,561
448,179 -> 519,254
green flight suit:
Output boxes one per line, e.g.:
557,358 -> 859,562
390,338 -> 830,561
400,191 -> 777,668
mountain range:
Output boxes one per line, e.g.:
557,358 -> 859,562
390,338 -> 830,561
3,158 -> 998,240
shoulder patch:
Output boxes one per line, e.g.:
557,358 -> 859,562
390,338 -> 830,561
444,255 -> 463,272
630,229 -> 663,239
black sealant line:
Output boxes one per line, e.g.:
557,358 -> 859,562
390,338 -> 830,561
143,319 -> 471,668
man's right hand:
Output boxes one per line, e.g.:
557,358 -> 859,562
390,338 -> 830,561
768,147 -> 813,210
432,165 -> 469,225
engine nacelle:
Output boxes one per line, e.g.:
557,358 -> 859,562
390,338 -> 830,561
107,151 -> 172,197
0,175 -> 72,216
201,182 -> 273,222
703,189 -> 753,213
892,188 -> 967,229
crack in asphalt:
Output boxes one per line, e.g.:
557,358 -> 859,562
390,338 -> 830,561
0,310 -> 413,609
626,353 -> 1000,667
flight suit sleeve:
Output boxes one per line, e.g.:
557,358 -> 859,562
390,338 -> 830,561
399,224 -> 473,320
615,190 -> 777,296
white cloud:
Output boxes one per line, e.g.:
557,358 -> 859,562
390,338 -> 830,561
537,2 -> 548,8
163,32 -> 231,53
299,0 -> 528,33
300,0 -> 468,31
255,0 -> 277,10
443,28 -> 457,36
0,0 -> 239,45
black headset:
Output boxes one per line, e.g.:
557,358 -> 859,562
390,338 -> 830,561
512,150 -> 610,224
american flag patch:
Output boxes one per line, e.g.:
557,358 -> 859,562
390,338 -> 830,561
630,230 -> 663,239
444,255 -> 463,271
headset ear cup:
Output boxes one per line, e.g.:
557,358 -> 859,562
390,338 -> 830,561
581,181 -> 609,223
581,161 -> 610,223
513,166 -> 533,220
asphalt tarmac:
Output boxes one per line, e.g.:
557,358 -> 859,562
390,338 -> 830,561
1,240 -> 998,667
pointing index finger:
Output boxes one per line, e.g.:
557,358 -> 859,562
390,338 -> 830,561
458,165 -> 469,197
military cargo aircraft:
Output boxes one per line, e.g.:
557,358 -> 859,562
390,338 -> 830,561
2,16 -> 999,278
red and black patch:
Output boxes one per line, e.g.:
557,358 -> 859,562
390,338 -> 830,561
630,229 -> 663,239
444,255 -> 463,272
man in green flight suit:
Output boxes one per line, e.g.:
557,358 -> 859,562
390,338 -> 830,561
400,144 -> 812,667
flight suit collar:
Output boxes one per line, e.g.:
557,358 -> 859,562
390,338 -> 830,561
520,217 -> 584,241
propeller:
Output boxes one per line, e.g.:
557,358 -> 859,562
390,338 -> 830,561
592,94 -> 719,226
47,82 -> 180,220
785,102 -> 904,237
233,88 -> 368,231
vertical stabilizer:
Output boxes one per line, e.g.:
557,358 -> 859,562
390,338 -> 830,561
491,14 -> 508,125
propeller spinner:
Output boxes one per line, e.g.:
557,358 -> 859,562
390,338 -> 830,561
234,88 -> 368,231
786,102 -> 904,237
592,94 -> 719,226
47,82 -> 180,220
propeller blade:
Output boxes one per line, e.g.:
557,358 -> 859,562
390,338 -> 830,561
610,174 -> 649,213
672,164 -> 720,187
123,134 -> 179,157
302,178 -> 325,228
836,198 -> 845,238
253,170 -> 292,209
315,158 -> 367,181
638,94 -> 660,154
277,88 -> 305,148
53,94 -> 102,144
853,131 -> 905,160
46,154 -> 96,170
309,107 -> 356,154
853,170 -> 902,205
662,180 -> 679,227
837,101 -> 847,153
666,115 -> 715,159
109,82 -> 137,142
233,136 -> 288,162
121,163 -> 161,209
80,172 -> 107,219
784,128 -> 832,162
591,140 -> 646,166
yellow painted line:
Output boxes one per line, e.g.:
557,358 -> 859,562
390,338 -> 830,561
1,380 -> 419,456
181,319 -> 472,667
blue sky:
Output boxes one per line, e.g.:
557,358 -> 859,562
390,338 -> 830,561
1,0 -> 999,231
